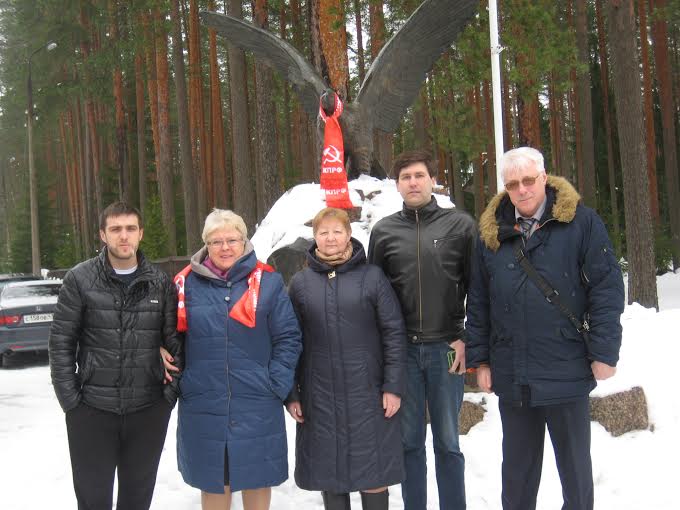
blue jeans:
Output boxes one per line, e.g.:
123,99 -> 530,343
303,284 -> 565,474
401,342 -> 466,510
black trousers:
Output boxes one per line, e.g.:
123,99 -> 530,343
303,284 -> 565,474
499,396 -> 593,510
65,399 -> 173,510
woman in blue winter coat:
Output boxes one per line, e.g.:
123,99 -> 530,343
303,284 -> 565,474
169,209 -> 302,510
286,207 -> 407,510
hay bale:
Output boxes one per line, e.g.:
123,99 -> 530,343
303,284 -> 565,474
589,386 -> 649,437
458,400 -> 486,435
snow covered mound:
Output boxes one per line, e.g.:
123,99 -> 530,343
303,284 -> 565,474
251,175 -> 454,262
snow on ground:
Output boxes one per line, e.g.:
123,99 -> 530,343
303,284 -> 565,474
2,179 -> 679,509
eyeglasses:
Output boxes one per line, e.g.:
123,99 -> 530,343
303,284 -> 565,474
206,238 -> 244,249
504,174 -> 543,192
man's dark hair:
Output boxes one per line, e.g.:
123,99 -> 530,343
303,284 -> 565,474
99,202 -> 144,231
392,149 -> 436,179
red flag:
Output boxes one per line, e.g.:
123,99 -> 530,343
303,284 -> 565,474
319,93 -> 353,209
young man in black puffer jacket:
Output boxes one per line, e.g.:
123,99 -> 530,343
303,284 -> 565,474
49,201 -> 183,510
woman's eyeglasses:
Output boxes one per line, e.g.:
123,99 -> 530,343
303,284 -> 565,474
206,238 -> 244,248
504,174 -> 542,192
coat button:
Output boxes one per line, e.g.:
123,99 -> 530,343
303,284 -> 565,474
225,296 -> 231,302
412,335 -> 418,341
116,328 -> 121,332
226,282 -> 232,288
508,263 -> 515,269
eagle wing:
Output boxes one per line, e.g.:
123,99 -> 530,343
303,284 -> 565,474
200,11 -> 326,117
357,0 -> 479,132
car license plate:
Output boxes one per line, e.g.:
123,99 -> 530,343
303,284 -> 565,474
23,313 -> 53,324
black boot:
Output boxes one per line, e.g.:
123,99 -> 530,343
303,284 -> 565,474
322,491 -> 351,510
360,490 -> 388,510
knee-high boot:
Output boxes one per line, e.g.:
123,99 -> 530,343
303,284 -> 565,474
360,490 -> 389,510
322,491 -> 351,510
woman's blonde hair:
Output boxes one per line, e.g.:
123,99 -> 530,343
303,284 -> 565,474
202,208 -> 248,243
312,208 -> 351,235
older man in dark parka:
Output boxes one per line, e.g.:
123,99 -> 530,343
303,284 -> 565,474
465,147 -> 624,510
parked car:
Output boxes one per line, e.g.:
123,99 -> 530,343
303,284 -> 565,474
0,273 -> 41,292
0,279 -> 62,366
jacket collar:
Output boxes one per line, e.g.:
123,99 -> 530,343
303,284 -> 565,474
306,237 -> 366,274
97,247 -> 153,283
400,196 -> 439,222
479,175 -> 580,252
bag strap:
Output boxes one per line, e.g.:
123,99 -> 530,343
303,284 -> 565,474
512,237 -> 591,350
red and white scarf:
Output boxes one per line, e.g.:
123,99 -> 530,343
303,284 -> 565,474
174,261 -> 274,332
319,93 -> 353,209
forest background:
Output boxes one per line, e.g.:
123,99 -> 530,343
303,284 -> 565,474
0,0 -> 678,309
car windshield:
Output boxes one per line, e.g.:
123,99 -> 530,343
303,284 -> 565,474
2,285 -> 61,300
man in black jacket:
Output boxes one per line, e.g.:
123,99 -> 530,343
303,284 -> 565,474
368,150 -> 476,510
49,202 -> 183,510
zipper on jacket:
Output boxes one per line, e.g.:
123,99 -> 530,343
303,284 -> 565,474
416,209 -> 423,334
118,288 -> 125,413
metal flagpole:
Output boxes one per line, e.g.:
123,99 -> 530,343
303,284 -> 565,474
488,0 -> 505,192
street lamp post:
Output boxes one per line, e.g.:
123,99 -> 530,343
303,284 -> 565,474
26,41 -> 56,275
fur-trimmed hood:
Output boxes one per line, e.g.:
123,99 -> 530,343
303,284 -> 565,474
479,175 -> 581,251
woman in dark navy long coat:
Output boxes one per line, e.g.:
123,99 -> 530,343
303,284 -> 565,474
286,208 -> 407,510
172,209 -> 302,510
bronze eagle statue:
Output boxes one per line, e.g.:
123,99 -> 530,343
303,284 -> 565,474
201,0 -> 478,179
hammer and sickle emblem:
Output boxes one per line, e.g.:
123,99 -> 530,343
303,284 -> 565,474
322,145 -> 342,165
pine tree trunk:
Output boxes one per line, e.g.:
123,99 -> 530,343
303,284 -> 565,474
353,0 -> 365,84
155,7 -> 177,255
605,0 -> 658,308
473,86 -> 484,217
208,0 -> 227,209
253,0 -> 281,220
595,0 -> 621,254
483,79 -> 497,195
109,0 -> 128,202
143,13 -> 161,180
188,0 -> 208,220
548,73 -> 561,175
279,3 -> 294,188
77,97 -> 93,255
414,87 -> 431,151
171,0 -> 201,253
290,0 -> 314,183
134,52 -> 147,216
319,0 -> 351,100
86,102 -> 103,217
59,114 -> 78,247
369,0 -> 392,174
650,0 -> 680,268
560,89 -> 574,180
575,0 -> 597,209
502,66 -> 513,150
638,0 -> 660,223
308,0 -> 323,178
227,0 -> 257,232
83,101 -> 95,248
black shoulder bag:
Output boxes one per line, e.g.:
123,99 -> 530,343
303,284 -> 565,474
512,237 -> 592,353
